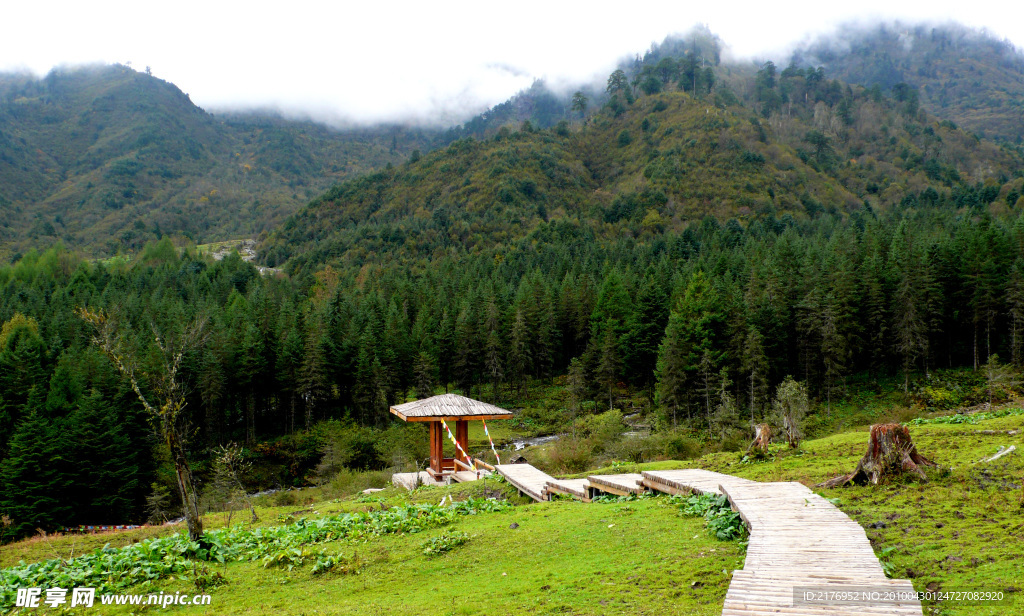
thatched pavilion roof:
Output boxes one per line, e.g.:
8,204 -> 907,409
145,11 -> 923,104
390,393 -> 514,422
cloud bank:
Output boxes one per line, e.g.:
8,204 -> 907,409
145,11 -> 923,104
2,1 -> 1022,127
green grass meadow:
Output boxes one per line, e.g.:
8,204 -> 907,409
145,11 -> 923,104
2,411 -> 1021,615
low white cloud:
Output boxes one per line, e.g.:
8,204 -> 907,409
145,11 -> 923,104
2,1 -> 1022,126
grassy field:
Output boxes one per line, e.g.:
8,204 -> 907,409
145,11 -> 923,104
2,408 -> 1021,615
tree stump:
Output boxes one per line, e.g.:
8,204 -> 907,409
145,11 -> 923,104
817,423 -> 937,488
745,423 -> 772,456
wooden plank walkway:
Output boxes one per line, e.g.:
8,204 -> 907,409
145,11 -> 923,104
586,473 -> 647,496
644,470 -> 922,616
642,469 -> 756,496
545,478 -> 591,501
494,463 -> 552,502
431,463 -> 922,614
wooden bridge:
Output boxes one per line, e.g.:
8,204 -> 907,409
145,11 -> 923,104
493,464 -> 923,616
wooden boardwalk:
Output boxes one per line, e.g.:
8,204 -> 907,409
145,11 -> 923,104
545,478 -> 591,501
586,473 -> 646,496
485,464 -> 921,615
494,463 -> 552,502
644,470 -> 922,616
642,469 -> 756,496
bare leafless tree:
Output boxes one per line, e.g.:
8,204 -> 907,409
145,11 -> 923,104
78,307 -> 208,542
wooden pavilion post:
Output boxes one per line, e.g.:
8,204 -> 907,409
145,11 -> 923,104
429,421 -> 444,477
455,420 -> 469,465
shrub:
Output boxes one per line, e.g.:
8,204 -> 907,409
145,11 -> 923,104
607,435 -> 660,463
324,468 -> 392,499
272,490 -> 297,507
654,431 -> 703,460
547,437 -> 593,474
578,409 -> 625,453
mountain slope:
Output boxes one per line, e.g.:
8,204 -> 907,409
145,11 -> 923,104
0,65 -> 438,259
262,68 -> 1024,274
791,22 -> 1024,143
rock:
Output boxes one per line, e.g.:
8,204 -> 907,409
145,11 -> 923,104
509,522 -> 519,529
362,488 -> 384,494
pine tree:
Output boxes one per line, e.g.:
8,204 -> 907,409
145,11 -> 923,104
889,221 -> 929,390
624,275 -> 669,396
300,328 -> 331,428
771,376 -> 809,448
981,354 -> 1020,407
819,295 -> 847,415
0,314 -> 47,455
656,310 -> 688,427
1008,259 -> 1024,367
655,271 -> 724,424
413,351 -> 437,399
565,357 -> 588,437
508,309 -> 531,396
0,389 -> 74,538
483,299 -> 504,398
597,325 -> 621,410
711,369 -> 743,440
69,389 -> 139,523
740,325 -> 768,424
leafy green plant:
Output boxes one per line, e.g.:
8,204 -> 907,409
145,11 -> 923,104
311,551 -> 360,576
674,493 -> 747,541
0,497 -> 510,610
878,546 -> 898,577
906,407 -> 1024,426
192,564 -> 228,591
262,547 -> 310,570
421,530 -> 469,557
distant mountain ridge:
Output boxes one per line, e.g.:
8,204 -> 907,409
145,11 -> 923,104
261,65 -> 1024,275
790,22 -> 1024,143
4,21 -> 1024,263
0,65 -> 438,259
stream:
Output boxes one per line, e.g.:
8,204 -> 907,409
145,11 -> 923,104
511,434 -> 561,451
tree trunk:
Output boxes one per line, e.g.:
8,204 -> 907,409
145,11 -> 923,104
817,423 -> 937,488
745,423 -> 772,455
167,426 -> 203,541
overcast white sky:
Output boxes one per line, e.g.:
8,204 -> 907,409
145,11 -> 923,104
2,1 -> 1022,126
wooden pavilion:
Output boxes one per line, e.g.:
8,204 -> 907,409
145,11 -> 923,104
390,394 -> 513,480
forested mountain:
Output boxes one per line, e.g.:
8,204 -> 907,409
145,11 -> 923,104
441,26 -> 726,141
261,62 -> 1023,273
0,65 -> 437,259
791,22 -> 1024,143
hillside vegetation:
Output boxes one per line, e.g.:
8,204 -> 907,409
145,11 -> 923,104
792,22 -> 1024,143
262,61 -> 1022,270
0,65 -> 436,259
